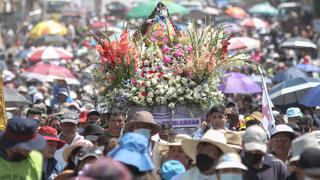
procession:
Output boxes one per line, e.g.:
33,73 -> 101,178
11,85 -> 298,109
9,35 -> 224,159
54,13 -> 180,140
0,0 -> 320,179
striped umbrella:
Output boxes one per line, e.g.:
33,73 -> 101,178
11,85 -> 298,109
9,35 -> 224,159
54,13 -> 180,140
228,37 -> 261,51
21,63 -> 80,85
27,46 -> 73,62
241,17 -> 269,29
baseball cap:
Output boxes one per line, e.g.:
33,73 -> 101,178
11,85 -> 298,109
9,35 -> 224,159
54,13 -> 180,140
61,111 -> 79,124
287,107 -> 302,118
216,153 -> 247,170
77,146 -> 103,161
271,124 -> 297,139
289,131 -> 320,163
243,125 -> 268,153
298,148 -> 320,176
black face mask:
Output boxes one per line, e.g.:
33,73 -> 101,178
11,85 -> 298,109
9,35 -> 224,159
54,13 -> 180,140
9,152 -> 28,162
196,153 -> 215,172
244,151 -> 264,165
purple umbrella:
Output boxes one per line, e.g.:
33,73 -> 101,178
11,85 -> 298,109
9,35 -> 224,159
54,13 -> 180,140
220,72 -> 262,94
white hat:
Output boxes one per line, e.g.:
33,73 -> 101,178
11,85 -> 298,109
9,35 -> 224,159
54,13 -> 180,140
290,131 -> 320,163
181,129 -> 235,161
216,153 -> 247,170
60,111 -> 79,124
271,124 -> 296,138
243,125 -> 268,153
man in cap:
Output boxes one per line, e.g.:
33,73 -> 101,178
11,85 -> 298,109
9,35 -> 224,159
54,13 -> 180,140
172,129 -> 235,180
54,111 -> 83,168
242,125 -> 288,180
270,124 -> 297,163
104,111 -> 126,139
38,126 -> 65,180
286,107 -> 302,124
0,117 -> 46,179
297,148 -> 320,180
124,111 -> 162,141
216,153 -> 247,180
50,88 -> 71,111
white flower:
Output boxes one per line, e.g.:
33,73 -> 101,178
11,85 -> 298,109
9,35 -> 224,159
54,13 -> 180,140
178,97 -> 184,102
146,81 -> 151,87
159,88 -> 165,95
155,90 -> 160,95
193,92 -> 201,100
139,87 -> 145,92
181,78 -> 188,85
177,88 -> 184,94
190,81 -> 196,86
147,92 -> 154,98
167,87 -> 175,96
172,93 -> 177,98
168,102 -> 175,109
147,98 -> 153,103
176,76 -> 181,82
163,84 -> 169,90
175,83 -> 181,88
151,78 -> 158,85
131,87 -> 137,92
160,97 -> 166,104
132,96 -> 139,102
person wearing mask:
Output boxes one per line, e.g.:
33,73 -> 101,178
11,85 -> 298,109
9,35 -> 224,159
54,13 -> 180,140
124,111 -> 162,141
54,111 -> 84,168
82,124 -> 104,147
216,153 -> 247,180
38,126 -> 65,180
26,107 -> 42,124
270,125 -> 297,163
172,129 -> 235,180
242,125 -> 289,180
160,160 -> 186,180
0,117 -> 46,179
105,111 -> 127,139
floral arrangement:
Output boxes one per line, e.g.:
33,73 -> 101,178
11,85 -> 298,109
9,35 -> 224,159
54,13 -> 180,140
93,3 -> 245,111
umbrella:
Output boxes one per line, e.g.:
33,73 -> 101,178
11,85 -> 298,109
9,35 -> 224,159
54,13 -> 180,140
29,20 -> 68,39
127,1 -> 189,18
241,17 -> 269,29
27,46 -> 73,62
16,48 -> 33,59
273,67 -> 307,84
218,22 -> 242,33
228,37 -> 261,51
220,72 -> 262,94
21,63 -> 80,85
300,85 -> 320,107
202,7 -> 221,15
249,2 -> 279,16
280,37 -> 317,49
251,75 -> 272,85
295,64 -> 320,72
224,6 -> 247,19
32,35 -> 67,46
4,88 -> 32,107
270,77 -> 320,105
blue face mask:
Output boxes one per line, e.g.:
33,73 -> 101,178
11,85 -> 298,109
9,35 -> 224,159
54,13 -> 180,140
220,173 -> 243,180
134,128 -> 151,140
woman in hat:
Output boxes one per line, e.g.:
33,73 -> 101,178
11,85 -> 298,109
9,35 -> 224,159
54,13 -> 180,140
38,126 -> 65,180
172,130 -> 235,180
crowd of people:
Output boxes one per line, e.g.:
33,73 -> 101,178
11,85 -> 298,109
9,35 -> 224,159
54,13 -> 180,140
1,1 -> 320,180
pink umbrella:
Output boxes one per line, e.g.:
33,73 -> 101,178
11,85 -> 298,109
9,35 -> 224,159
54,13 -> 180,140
27,46 -> 73,62
241,17 -> 269,29
228,37 -> 261,51
220,72 -> 262,94
21,63 -> 80,85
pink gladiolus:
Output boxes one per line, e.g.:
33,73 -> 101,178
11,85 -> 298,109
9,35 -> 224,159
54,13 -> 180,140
186,46 -> 193,52
163,55 -> 172,64
162,45 -> 171,53
175,44 -> 183,49
173,48 -> 184,58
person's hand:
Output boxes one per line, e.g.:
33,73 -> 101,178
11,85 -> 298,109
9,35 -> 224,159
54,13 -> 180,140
199,121 -> 208,130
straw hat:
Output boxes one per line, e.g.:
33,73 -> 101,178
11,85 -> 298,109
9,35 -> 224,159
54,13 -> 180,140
63,139 -> 93,162
181,129 -> 235,161
124,111 -> 162,135
225,131 -> 243,150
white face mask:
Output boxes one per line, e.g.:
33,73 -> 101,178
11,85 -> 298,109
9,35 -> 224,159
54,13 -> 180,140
220,173 -> 243,180
134,128 -> 151,140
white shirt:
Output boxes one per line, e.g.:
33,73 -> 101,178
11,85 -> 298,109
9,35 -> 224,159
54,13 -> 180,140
54,133 -> 83,168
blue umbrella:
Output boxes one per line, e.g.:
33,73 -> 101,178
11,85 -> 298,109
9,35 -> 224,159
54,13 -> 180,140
295,64 -> 320,72
300,85 -> 320,107
273,67 -> 307,84
249,2 -> 278,16
270,77 -> 320,105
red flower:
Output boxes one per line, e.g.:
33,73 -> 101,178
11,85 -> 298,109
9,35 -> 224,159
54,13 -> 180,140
141,92 -> 147,97
221,39 -> 230,55
158,72 -> 164,78
131,78 -> 137,85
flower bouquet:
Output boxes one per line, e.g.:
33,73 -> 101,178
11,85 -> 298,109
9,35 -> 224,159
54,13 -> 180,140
93,2 -> 245,114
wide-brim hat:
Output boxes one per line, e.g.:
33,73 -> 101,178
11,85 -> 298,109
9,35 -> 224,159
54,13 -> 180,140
63,139 -> 93,162
225,131 -> 243,150
124,111 -> 161,135
181,129 -> 235,161
162,134 -> 192,146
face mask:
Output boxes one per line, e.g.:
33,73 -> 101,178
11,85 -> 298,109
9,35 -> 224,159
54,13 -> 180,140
196,153 -> 215,172
244,151 -> 264,165
220,173 -> 243,180
134,129 -> 151,140
10,152 -> 28,162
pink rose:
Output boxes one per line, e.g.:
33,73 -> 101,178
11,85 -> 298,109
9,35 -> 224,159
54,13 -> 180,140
162,45 -> 171,53
175,44 -> 183,48
173,48 -> 184,58
186,45 -> 193,52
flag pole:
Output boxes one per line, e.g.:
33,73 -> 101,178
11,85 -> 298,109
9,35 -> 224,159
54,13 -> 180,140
0,71 -> 7,130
